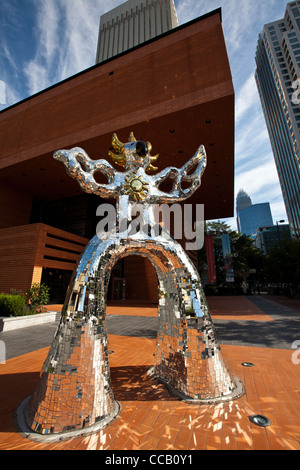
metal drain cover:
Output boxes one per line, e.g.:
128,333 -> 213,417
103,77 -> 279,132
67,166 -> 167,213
249,415 -> 271,427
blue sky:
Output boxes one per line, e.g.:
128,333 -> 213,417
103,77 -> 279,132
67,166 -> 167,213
0,0 -> 290,230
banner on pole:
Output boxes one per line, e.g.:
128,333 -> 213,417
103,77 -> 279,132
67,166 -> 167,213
205,236 -> 216,283
221,234 -> 234,283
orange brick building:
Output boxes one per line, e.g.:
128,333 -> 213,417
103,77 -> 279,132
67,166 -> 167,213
0,9 -> 234,304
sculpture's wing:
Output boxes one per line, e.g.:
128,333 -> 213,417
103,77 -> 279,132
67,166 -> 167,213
53,147 -> 119,198
180,145 -> 207,184
152,146 -> 207,202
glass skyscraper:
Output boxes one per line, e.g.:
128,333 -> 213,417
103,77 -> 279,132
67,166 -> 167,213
238,203 -> 274,239
255,1 -> 300,236
236,189 -> 274,238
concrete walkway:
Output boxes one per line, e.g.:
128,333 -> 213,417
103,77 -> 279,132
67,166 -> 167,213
1,295 -> 299,360
0,295 -> 299,450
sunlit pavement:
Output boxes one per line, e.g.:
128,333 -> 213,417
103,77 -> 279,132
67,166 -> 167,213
0,295 -> 299,450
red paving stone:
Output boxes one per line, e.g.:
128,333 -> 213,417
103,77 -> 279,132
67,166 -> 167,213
107,305 -> 159,317
0,332 -> 299,450
207,296 -> 274,321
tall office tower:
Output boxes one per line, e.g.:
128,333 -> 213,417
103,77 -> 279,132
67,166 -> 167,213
236,189 -> 252,232
236,189 -> 252,212
96,0 -> 178,63
236,190 -> 274,238
255,1 -> 300,236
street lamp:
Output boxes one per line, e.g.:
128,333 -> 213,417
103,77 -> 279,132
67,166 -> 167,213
275,220 -> 285,290
276,219 -> 285,245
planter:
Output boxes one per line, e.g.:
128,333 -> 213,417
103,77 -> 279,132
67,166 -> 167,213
0,311 -> 60,332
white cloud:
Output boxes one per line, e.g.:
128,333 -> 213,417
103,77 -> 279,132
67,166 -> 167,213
235,115 -> 270,165
21,0 -> 120,96
57,0 -> 104,79
269,200 -> 288,223
35,0 -> 60,66
235,74 -> 259,122
23,61 -> 49,96
0,80 -> 6,104
2,42 -> 19,73
0,80 -> 21,111
235,157 -> 281,202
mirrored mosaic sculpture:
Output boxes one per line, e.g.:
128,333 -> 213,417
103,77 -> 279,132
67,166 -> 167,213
16,133 -> 244,441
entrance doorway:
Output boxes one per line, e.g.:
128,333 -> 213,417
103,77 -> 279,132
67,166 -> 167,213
41,268 -> 72,304
108,255 -> 158,304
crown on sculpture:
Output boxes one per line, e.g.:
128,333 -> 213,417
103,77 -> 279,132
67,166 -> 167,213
108,132 -> 159,173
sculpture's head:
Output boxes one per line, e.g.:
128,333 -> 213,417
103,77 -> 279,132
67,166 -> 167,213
109,132 -> 159,172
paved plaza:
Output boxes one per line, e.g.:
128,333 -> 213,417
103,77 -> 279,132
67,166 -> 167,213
0,294 -> 299,450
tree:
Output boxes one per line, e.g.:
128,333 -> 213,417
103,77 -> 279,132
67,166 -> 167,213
264,237 -> 300,291
199,221 -> 263,287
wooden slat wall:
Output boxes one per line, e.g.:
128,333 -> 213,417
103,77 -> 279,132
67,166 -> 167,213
0,223 -> 88,294
0,181 -> 33,229
124,256 -> 159,303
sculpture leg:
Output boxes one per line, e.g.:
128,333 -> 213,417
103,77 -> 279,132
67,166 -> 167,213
16,236 -> 120,440
148,239 -> 244,403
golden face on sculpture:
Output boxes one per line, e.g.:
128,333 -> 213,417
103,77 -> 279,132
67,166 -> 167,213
108,132 -> 159,172
123,172 -> 149,201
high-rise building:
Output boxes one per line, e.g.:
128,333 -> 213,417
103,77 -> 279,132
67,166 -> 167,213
96,0 -> 178,63
236,189 -> 252,212
255,224 -> 291,255
236,190 -> 274,238
236,189 -> 252,232
255,1 -> 300,236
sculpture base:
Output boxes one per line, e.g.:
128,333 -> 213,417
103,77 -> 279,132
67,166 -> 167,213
148,367 -> 245,404
14,396 -> 121,443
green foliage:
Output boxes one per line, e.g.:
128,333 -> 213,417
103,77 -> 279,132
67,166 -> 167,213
25,283 -> 50,308
0,294 -> 26,317
264,238 -> 300,286
9,288 -> 24,296
0,283 -> 50,316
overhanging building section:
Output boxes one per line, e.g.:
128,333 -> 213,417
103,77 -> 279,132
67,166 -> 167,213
0,9 -> 234,296
0,9 -> 234,221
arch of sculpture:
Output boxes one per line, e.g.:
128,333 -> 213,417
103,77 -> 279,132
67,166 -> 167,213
15,133 -> 244,441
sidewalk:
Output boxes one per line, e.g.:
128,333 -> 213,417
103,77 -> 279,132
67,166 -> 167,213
264,294 -> 300,313
0,295 -> 299,450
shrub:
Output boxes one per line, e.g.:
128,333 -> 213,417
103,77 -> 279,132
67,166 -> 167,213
25,283 -> 50,308
9,288 -> 24,296
0,283 -> 51,317
204,285 -> 218,296
0,294 -> 26,317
